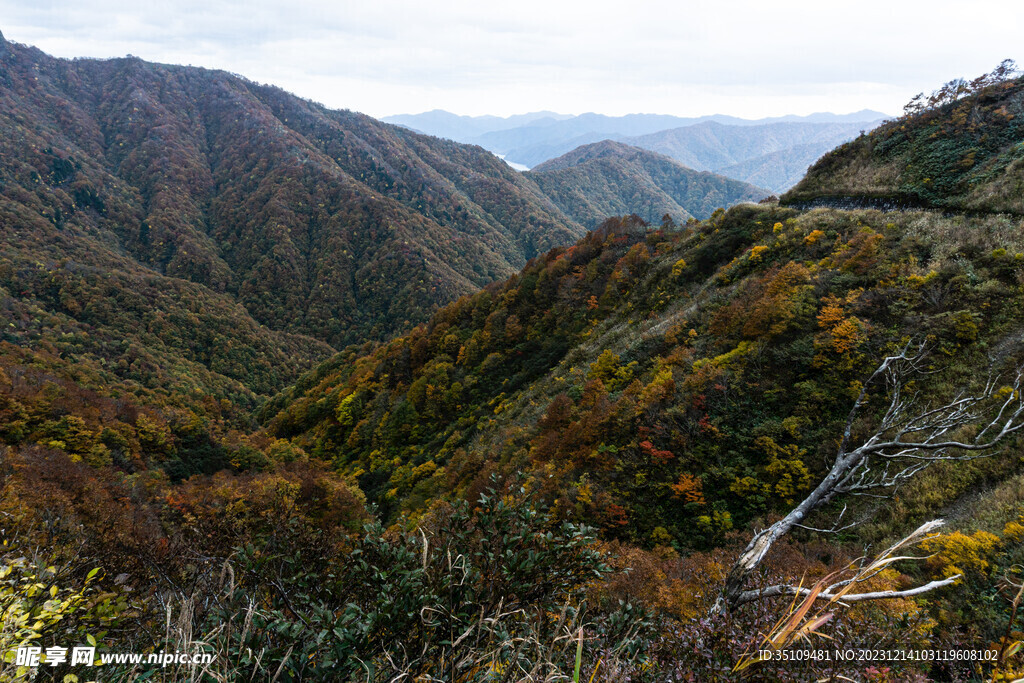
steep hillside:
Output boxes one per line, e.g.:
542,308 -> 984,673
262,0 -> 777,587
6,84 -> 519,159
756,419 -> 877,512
527,141 -> 767,224
257,183 -> 1024,673
0,34 -> 775,483
0,32 -> 587,480
0,35 -> 585,351
784,74 -> 1024,213
9,200 -> 1024,680
6,36 -> 1024,677
267,203 -> 1024,547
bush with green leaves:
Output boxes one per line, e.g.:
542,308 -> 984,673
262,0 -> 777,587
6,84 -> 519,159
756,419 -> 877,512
115,487 -> 652,682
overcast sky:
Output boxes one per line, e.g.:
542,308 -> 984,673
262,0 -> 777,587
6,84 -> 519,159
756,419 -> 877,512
2,1 -> 1021,119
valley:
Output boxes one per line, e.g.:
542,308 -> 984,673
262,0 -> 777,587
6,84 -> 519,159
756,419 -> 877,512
386,108 -> 887,192
2,30 -> 1024,681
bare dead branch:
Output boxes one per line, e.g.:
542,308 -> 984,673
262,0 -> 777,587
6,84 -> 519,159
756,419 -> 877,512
731,519 -> 959,677
734,576 -> 960,607
713,343 -> 1024,613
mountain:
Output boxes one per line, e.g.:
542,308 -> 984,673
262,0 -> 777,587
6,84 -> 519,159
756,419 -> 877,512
622,120 -> 882,190
0,33 -> 588,478
784,75 -> 1024,214
479,116 -> 886,172
386,109 -> 888,149
267,199 -> 1024,554
257,76 -> 1024,672
6,36 -> 1024,679
473,113 -> 725,154
0,34 -> 767,479
383,109 -> 889,182
526,141 -> 768,225
258,161 -> 1024,676
0,36 -> 587,355
715,140 -> 854,193
386,111 -> 719,147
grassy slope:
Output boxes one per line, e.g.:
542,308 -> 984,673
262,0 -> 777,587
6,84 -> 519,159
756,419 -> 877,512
784,76 -> 1024,214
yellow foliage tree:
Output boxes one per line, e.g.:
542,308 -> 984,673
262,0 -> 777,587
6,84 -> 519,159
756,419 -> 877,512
756,436 -> 812,505
921,530 -> 1000,582
814,294 -> 868,370
748,245 -> 769,262
1,556 -> 112,680
804,229 -> 826,245
588,349 -> 636,391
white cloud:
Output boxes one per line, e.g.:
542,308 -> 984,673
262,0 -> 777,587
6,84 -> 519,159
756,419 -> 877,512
1,0 -> 1021,118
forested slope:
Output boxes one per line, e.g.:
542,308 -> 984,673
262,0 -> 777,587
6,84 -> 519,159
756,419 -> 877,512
5,33 -> 1024,680
252,194 -> 1024,678
0,33 -> 584,350
0,33 -> 767,486
268,202 -> 1024,546
0,32 -> 583,480
528,141 -> 767,225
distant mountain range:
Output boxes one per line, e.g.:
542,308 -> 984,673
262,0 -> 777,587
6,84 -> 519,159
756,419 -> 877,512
384,109 -> 888,192
380,110 -> 575,143
384,109 -> 889,143
623,120 -> 882,193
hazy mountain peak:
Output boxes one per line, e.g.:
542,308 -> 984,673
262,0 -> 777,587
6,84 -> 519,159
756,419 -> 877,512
530,139 -> 654,172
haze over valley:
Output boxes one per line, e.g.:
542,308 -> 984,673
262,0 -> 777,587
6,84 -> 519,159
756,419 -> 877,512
385,108 -> 889,192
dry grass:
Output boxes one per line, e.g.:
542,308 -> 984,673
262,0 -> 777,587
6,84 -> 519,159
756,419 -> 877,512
733,520 -> 954,679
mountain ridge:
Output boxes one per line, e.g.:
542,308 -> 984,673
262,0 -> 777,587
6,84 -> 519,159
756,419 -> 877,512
526,140 -> 769,225
398,110 -> 886,193
383,109 -> 889,189
384,108 -> 890,143
0,38 -> 589,351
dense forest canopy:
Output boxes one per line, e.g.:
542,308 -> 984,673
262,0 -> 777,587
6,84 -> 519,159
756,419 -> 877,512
0,38 -> 586,349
